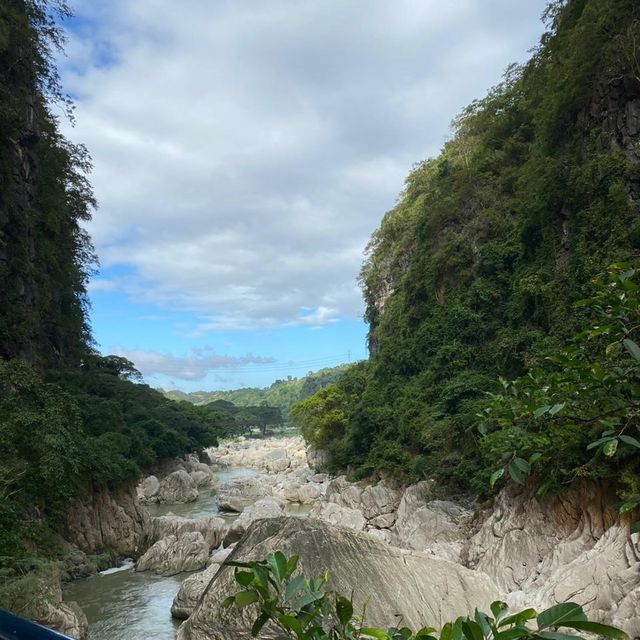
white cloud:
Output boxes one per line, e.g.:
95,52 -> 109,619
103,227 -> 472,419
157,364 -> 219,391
113,344 -> 275,380
61,0 -> 549,329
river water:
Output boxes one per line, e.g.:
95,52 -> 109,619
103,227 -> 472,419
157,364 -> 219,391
64,466 -> 292,640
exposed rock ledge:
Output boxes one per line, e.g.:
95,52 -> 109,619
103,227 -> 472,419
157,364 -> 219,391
463,482 -> 640,637
64,483 -> 149,557
176,517 -> 499,640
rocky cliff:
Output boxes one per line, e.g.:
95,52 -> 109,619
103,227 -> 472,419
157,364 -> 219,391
63,483 -> 150,557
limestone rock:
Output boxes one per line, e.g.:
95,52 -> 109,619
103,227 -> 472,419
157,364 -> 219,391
157,470 -> 199,504
176,517 -> 499,640
394,483 -> 471,561
463,482 -> 640,636
325,477 -> 401,521
297,483 -> 323,504
190,470 -> 214,488
208,546 -> 233,567
216,476 -> 268,512
29,573 -> 88,640
224,497 -> 284,545
369,512 -> 396,529
37,600 -> 88,640
310,501 -> 366,531
150,515 -> 227,549
172,563 -> 221,620
306,447 -> 329,471
64,483 -> 149,556
263,447 -> 291,473
136,532 -> 209,576
137,475 -> 160,502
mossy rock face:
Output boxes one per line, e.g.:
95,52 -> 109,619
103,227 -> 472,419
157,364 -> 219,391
176,517 -> 499,640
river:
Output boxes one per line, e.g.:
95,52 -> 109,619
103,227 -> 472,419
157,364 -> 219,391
63,466 -> 279,640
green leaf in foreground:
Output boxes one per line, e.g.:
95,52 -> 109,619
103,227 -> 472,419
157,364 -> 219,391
536,603 -> 586,630
560,620 -> 630,640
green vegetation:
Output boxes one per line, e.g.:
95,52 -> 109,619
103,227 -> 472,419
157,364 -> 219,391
295,0 -> 640,501
0,0 -> 224,614
224,552 -> 628,640
0,356 -> 218,588
203,399 -> 284,437
166,364 -> 349,421
479,264 -> 640,515
0,0 -> 95,370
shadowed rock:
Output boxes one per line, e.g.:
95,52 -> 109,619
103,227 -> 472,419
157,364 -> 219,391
176,517 -> 499,640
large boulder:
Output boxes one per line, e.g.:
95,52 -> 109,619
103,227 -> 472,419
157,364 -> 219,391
150,515 -> 227,549
176,517 -> 499,640
224,497 -> 284,545
190,470 -> 214,488
310,501 -> 366,531
157,470 -> 199,504
26,572 -> 88,640
393,482 -> 471,561
37,600 -> 88,640
137,475 -> 160,502
306,447 -> 329,471
216,477 -> 269,513
172,563 -> 221,620
263,448 -> 291,473
136,532 -> 209,576
325,477 -> 401,521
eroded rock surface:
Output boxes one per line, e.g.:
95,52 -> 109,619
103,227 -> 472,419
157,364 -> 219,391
176,517 -> 498,640
310,501 -> 366,531
463,483 -> 640,636
157,470 -> 199,504
64,483 -> 149,556
224,497 -> 285,545
171,563 -> 221,620
393,482 -> 471,561
150,514 -> 227,549
29,573 -> 88,640
136,532 -> 209,576
216,476 -> 269,512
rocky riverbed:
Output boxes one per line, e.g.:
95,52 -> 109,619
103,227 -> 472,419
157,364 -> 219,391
55,435 -> 640,639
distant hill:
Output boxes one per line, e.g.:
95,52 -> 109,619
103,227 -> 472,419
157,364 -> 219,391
164,364 -> 353,419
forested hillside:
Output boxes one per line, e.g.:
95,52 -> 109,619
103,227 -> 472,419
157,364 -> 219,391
294,0 -> 640,499
0,0 -> 221,612
166,364 -> 349,420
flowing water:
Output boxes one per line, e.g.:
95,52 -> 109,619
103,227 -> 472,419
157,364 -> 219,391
64,466 -> 293,640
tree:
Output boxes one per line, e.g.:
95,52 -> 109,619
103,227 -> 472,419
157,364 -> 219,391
480,264 -> 640,516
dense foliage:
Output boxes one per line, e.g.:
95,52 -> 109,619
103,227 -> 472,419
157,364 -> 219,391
0,0 -> 95,369
203,398 -> 284,437
296,0 -> 640,494
0,1 -> 225,614
167,365 -> 349,421
224,552 -> 628,640
0,356 -> 218,568
478,264 -> 640,514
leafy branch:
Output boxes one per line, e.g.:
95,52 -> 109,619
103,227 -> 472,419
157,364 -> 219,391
224,553 -> 628,640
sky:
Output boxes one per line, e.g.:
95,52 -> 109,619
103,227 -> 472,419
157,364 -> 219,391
57,0 -> 550,392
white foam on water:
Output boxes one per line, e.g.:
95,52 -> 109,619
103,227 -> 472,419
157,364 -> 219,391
99,558 -> 135,575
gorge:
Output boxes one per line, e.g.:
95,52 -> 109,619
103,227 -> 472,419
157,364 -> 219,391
1,1 -> 640,639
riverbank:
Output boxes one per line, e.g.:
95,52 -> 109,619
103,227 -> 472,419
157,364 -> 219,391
57,435 -> 640,639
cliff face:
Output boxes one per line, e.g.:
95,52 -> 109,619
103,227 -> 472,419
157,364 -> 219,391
64,483 -> 150,557
463,482 -> 640,637
0,1 -> 95,370
325,0 -> 640,488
